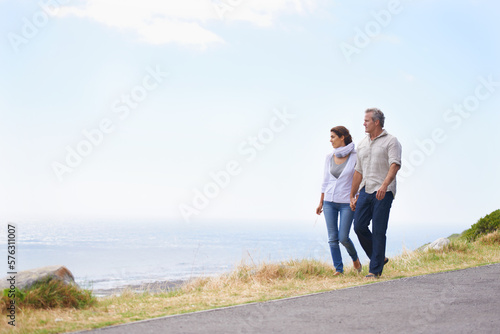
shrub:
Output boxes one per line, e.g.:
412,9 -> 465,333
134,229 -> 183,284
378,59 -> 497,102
1,278 -> 96,312
462,209 -> 500,242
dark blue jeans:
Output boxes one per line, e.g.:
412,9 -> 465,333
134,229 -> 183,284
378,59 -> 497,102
353,187 -> 394,276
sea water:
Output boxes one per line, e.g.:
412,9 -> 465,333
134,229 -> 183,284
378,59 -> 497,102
0,218 -> 457,292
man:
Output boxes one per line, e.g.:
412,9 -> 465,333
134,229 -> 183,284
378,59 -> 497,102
350,108 -> 402,278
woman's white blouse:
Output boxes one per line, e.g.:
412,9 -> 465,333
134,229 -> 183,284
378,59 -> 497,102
321,151 -> 357,204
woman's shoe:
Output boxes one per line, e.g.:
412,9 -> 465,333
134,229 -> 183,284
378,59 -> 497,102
353,259 -> 362,273
384,257 -> 389,265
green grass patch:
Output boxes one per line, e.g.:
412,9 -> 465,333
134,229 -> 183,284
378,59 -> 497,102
1,277 -> 96,312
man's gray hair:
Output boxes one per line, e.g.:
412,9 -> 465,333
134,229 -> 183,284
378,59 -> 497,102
365,108 -> 385,128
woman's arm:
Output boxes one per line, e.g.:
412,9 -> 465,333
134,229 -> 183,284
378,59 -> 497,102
318,153 -> 331,214
316,193 -> 325,215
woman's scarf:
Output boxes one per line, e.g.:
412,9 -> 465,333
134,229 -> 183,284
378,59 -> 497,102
333,142 -> 355,158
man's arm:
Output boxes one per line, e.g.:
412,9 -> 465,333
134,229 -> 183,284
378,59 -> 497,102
350,170 -> 363,210
376,163 -> 400,200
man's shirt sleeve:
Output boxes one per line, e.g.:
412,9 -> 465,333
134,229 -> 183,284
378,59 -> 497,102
388,137 -> 402,167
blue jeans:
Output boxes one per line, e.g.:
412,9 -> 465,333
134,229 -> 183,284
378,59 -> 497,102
353,187 -> 394,276
323,201 -> 359,273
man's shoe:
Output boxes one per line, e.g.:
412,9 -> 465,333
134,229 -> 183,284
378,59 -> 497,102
365,273 -> 380,279
333,271 -> 343,276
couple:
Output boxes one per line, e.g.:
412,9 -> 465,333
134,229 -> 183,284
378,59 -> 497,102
316,108 -> 402,278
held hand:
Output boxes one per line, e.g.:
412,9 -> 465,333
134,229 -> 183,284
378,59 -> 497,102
376,185 -> 388,200
350,195 -> 358,211
316,204 -> 323,215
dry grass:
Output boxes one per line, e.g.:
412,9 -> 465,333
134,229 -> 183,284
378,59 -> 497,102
2,232 -> 500,334
476,229 -> 500,245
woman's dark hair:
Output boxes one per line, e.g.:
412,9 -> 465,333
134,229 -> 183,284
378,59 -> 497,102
330,126 -> 352,145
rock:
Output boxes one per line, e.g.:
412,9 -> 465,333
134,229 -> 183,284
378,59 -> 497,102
0,265 -> 76,290
424,237 -> 450,251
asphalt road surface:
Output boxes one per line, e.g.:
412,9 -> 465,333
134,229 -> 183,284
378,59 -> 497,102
78,263 -> 500,334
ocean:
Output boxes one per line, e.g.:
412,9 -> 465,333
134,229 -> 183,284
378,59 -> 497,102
1,219 -> 457,294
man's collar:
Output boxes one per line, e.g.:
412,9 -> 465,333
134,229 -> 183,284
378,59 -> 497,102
369,129 -> 387,140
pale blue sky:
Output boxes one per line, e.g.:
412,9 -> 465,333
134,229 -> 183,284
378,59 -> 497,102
0,0 -> 499,234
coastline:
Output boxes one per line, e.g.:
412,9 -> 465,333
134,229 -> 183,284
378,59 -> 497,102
92,279 -> 186,297
88,233 -> 460,297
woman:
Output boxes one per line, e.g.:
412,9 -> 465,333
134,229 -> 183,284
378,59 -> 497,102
316,126 -> 361,275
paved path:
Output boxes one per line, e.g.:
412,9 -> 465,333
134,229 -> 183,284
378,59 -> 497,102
80,263 -> 500,334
